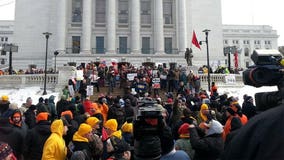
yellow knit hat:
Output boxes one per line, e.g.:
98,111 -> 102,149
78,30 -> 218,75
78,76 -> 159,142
86,117 -> 100,128
121,122 -> 133,133
104,119 -> 118,132
112,130 -> 122,139
77,123 -> 92,136
1,95 -> 9,102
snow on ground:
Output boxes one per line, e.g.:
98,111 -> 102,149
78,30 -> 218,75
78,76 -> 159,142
0,85 -> 279,107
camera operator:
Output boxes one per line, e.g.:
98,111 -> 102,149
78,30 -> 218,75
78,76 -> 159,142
222,49 -> 284,159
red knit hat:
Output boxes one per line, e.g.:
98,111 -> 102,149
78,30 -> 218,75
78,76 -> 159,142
178,123 -> 190,138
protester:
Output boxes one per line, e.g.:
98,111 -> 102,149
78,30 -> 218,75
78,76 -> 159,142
0,142 -> 17,160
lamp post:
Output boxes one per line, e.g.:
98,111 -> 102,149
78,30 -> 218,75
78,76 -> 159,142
2,44 -> 18,75
199,29 -> 211,91
54,51 -> 59,73
42,32 -> 52,95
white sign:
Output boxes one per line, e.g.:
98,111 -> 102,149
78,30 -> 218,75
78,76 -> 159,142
68,85 -> 75,97
87,85 -> 94,96
127,73 -> 137,81
225,74 -> 236,84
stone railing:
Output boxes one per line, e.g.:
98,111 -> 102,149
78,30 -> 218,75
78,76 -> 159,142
0,68 -> 244,91
0,74 -> 58,90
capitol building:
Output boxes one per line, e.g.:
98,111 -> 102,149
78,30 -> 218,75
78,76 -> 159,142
0,0 -> 279,70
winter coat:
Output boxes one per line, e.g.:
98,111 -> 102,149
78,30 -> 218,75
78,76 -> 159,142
0,118 -> 24,160
24,120 -> 51,160
189,120 -> 224,160
24,105 -> 37,129
42,119 -> 67,160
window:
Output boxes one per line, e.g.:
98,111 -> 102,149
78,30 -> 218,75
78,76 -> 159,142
233,40 -> 239,44
244,48 -> 249,57
72,0 -> 82,22
119,37 -> 128,54
96,37 -> 105,54
163,0 -> 173,24
243,40 -> 249,44
96,0 -> 106,23
72,36 -> 80,53
141,0 -> 151,24
164,37 -> 173,54
142,37 -> 150,54
254,40 -> 260,44
224,40 -> 228,44
1,37 -> 3,42
5,37 -> 8,42
265,40 -> 271,45
118,0 -> 129,24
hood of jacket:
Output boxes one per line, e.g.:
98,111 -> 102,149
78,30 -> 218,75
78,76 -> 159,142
50,119 -> 64,137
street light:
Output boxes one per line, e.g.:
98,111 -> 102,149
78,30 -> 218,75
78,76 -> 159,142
54,51 -> 59,73
2,44 -> 18,75
42,32 -> 52,95
199,29 -> 211,91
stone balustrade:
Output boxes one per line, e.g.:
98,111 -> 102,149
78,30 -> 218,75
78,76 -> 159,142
0,67 -> 244,91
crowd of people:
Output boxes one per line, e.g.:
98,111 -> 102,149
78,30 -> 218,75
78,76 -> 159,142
0,62 -> 269,160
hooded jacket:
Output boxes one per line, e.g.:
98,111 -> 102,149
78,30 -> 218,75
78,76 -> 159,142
42,119 -> 67,160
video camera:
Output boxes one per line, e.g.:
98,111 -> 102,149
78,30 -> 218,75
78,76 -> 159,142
242,49 -> 284,111
133,100 -> 164,160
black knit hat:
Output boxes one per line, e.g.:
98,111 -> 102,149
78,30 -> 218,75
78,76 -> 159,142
0,142 -> 13,159
226,107 -> 236,115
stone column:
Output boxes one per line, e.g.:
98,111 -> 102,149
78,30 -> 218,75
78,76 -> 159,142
81,0 -> 92,54
131,0 -> 141,54
56,0 -> 67,52
177,0 -> 187,54
154,0 -> 164,54
106,0 -> 117,54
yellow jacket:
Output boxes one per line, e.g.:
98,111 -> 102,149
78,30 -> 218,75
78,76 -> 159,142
42,119 -> 67,160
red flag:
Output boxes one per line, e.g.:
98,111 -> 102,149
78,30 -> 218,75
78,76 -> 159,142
192,31 -> 201,50
234,50 -> 238,69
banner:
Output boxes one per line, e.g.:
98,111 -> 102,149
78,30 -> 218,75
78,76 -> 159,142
225,74 -> 236,84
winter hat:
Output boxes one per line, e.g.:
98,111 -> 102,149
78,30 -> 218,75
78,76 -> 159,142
200,103 -> 209,122
86,117 -> 100,128
121,122 -> 133,133
112,130 -> 122,139
206,120 -> 224,136
1,95 -> 9,102
167,98 -> 173,103
36,112 -> 49,122
9,103 -> 18,110
231,103 -> 241,113
77,123 -> 92,136
61,110 -> 74,120
0,142 -> 13,159
104,119 -> 118,132
226,107 -> 236,116
119,99 -> 125,107
178,123 -> 190,138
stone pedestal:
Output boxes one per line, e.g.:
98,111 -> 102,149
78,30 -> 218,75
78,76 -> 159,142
56,66 -> 76,92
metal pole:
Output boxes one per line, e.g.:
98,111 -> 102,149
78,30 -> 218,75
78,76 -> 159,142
43,32 -> 52,95
203,29 -> 211,91
54,55 -> 56,73
228,47 -> 231,71
9,45 -> 12,75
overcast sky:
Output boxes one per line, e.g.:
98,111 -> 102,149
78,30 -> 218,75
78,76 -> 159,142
0,0 -> 283,46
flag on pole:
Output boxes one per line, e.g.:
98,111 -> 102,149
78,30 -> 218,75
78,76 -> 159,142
192,30 -> 201,50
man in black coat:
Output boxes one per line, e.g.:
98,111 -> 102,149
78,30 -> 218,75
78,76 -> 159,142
0,117 -> 24,159
222,103 -> 284,160
23,112 -> 51,160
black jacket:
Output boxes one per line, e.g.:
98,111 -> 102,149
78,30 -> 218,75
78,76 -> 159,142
0,118 -> 24,159
190,127 -> 224,160
23,120 -> 51,160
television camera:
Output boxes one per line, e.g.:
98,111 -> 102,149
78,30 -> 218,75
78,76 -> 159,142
242,49 -> 284,111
